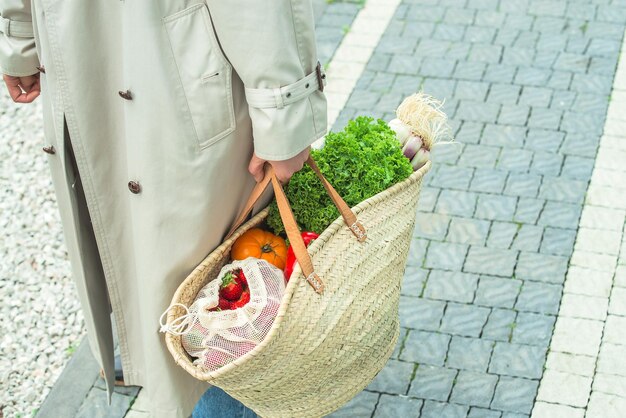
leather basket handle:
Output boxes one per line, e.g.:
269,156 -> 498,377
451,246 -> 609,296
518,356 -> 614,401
224,156 -> 366,293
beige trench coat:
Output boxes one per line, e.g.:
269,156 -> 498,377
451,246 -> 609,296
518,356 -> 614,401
1,0 -> 327,416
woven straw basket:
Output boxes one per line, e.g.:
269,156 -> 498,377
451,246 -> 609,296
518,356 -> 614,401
164,157 -> 431,417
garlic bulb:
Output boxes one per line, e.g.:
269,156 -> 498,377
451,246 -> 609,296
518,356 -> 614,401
388,118 -> 411,146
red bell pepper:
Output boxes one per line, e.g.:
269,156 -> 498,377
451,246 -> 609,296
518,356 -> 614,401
284,231 -> 319,281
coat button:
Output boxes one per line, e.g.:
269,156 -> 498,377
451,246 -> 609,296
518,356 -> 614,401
36,65 -> 46,74
128,180 -> 141,194
42,145 -> 55,154
118,90 -> 133,100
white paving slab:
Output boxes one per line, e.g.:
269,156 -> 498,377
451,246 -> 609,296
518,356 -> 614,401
533,28 -> 626,418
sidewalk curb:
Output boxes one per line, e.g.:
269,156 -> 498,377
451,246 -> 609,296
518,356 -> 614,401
37,338 -> 99,418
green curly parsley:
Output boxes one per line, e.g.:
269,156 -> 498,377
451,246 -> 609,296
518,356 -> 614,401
267,116 -> 413,236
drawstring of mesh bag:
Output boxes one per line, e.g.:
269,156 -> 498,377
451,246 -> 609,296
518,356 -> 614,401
159,303 -> 197,336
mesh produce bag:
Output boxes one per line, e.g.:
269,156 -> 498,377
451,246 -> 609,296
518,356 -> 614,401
160,258 -> 285,372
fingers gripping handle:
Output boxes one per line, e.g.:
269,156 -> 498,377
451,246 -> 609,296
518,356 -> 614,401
225,156 -> 367,293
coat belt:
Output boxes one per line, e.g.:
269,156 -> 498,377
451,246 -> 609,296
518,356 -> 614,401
0,15 -> 34,38
244,63 -> 327,109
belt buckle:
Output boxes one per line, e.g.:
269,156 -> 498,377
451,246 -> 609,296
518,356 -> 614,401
315,61 -> 326,92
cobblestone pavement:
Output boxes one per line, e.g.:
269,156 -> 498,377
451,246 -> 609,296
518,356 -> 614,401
11,0 -> 626,416
325,0 -> 626,416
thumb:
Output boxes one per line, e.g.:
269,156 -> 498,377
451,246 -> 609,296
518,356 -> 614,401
248,154 -> 266,182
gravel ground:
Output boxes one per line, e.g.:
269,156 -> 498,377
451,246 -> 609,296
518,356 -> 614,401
0,91 -> 85,418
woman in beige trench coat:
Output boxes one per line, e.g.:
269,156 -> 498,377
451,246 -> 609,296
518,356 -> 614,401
1,0 -> 327,416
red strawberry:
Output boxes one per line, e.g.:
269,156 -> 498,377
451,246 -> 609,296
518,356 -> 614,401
231,289 -> 251,309
233,268 -> 248,288
220,271 -> 243,301
207,297 -> 231,312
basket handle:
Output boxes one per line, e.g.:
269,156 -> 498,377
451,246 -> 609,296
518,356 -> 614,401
224,155 -> 366,293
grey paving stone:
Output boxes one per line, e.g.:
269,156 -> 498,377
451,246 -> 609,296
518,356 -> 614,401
554,51 -> 590,72
474,195 -> 518,222
465,26 -> 497,43
399,297 -> 446,331
414,213 -> 450,240
475,10 -> 506,27
495,28 -> 521,47
391,327 -> 409,360
445,8 -> 477,24
424,270 -> 478,303
502,48 -> 535,66
515,281 -> 562,314
501,413 -> 529,418
447,216 -> 490,245
446,43 -> 471,60
539,177 -> 587,204
475,276 -> 522,308
573,93 -> 609,115
482,309 -> 516,342
378,35 -> 420,55
365,52 -> 391,72
487,84 -> 521,105
416,39 -> 453,58
440,303 -> 491,337
433,24 -> 467,42
489,342 -> 547,379
401,331 -> 451,366
446,336 -> 494,372
329,390 -> 379,418
561,111 -> 604,135
449,370 -> 498,407
455,121 -> 485,144
540,227 -> 576,256
496,148 -> 533,173
527,108 -> 563,130
373,394 -> 423,418
457,144 -> 500,168
457,101 -> 501,123
367,359 -> 416,394
498,105 -> 530,126
75,387 -> 133,418
514,67 -> 551,86
484,64 -> 517,83
436,190 -> 478,217
406,5 -> 446,22
538,201 -> 582,229
455,81 -> 490,101
490,376 -> 539,414
550,89 -> 577,110
420,58 -> 457,77
561,156 -> 595,180
469,407 -> 502,418
571,73 -> 613,95
525,129 -> 565,153
422,78 -> 457,100
404,21 -> 437,39
512,312 -> 556,346
518,86 -> 553,107
391,74 -> 424,94
486,222 -> 519,249
514,31 -> 539,49
515,252 -> 568,284
453,61 -> 487,81
511,225 -> 543,252
417,186 -> 440,212
407,238 -> 429,266
425,242 -> 469,271
530,152 -> 563,177
429,165 -> 474,190
465,246 -> 518,276
561,132 -> 599,158
469,43 -> 503,63
421,400 -> 469,418
504,174 -> 541,198
409,365 -> 458,401
470,169 -> 508,194
513,198 -> 545,224
587,38 -> 622,57
402,266 -> 429,297
481,125 -> 525,148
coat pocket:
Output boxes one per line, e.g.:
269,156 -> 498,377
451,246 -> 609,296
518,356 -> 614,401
163,3 -> 236,149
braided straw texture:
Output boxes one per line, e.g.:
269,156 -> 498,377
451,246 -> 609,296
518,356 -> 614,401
165,161 -> 431,417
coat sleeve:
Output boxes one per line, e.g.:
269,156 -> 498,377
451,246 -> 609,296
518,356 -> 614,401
206,0 -> 327,161
0,0 -> 39,76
